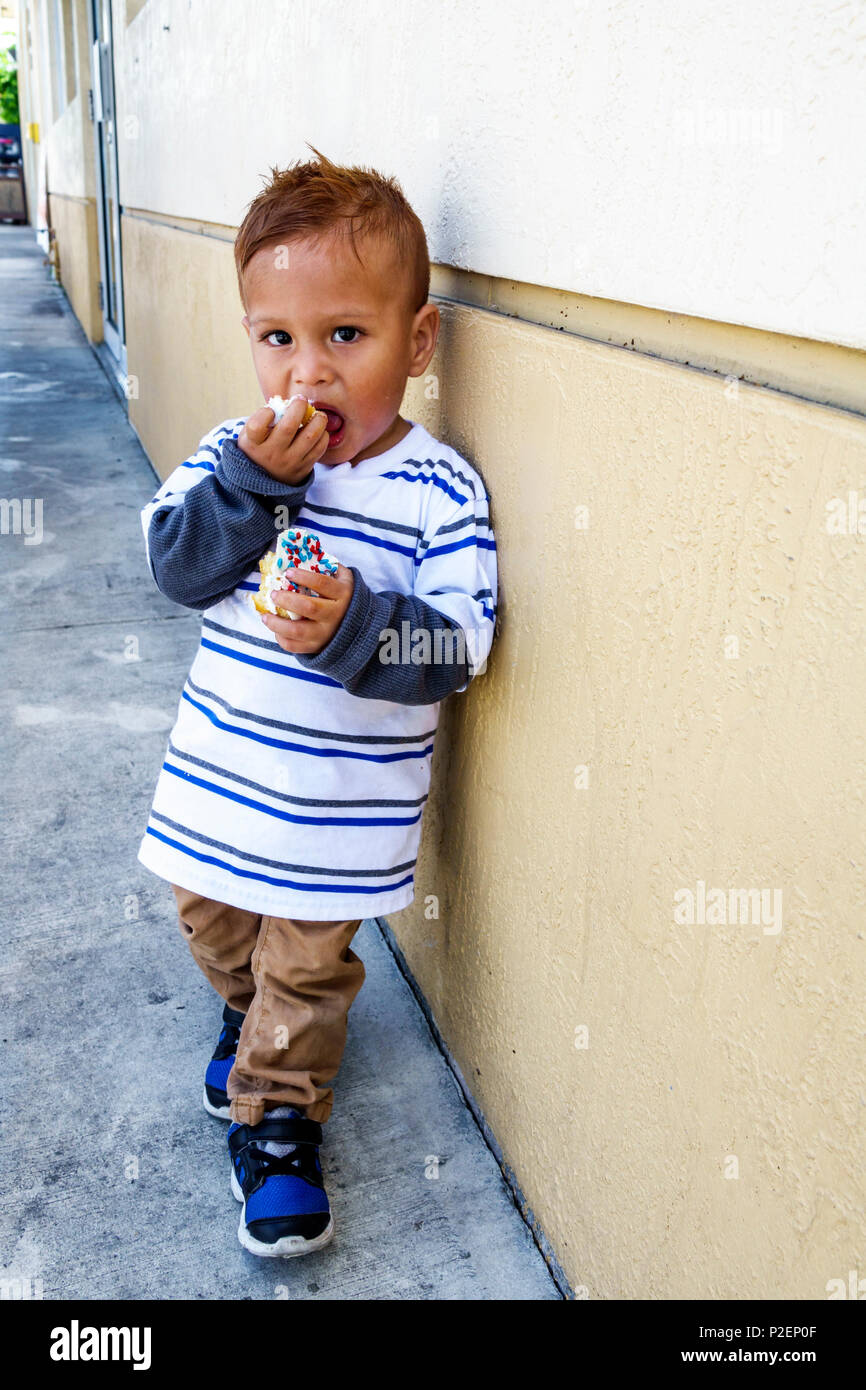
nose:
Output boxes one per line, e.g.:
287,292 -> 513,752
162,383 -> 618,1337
291,345 -> 331,392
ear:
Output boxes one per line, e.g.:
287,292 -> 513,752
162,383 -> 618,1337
241,314 -> 251,338
407,302 -> 440,378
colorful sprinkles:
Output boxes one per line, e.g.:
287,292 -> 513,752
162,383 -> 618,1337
253,526 -> 341,619
275,527 -> 339,593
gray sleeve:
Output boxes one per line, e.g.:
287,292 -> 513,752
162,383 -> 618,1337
295,566 -> 471,705
146,438 -> 314,609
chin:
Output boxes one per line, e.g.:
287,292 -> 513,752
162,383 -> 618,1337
323,440 -> 355,465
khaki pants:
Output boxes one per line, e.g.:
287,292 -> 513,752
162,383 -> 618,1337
171,885 -> 365,1126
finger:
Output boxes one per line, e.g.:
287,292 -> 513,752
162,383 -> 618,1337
261,609 -> 297,636
275,396 -> 316,438
293,411 -> 329,457
279,569 -> 338,599
262,611 -> 317,646
272,594 -> 335,630
305,428 -> 333,467
294,433 -> 331,473
269,588 -> 317,619
268,627 -> 303,654
245,407 -> 276,443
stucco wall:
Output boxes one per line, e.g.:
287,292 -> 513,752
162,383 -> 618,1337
399,306 -> 866,1298
115,0 -> 866,349
122,214 -> 259,470
47,191 -> 102,340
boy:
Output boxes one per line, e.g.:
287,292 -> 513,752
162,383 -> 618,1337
138,149 -> 498,1258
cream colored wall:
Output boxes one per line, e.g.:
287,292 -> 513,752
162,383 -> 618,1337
121,216 -> 866,1297
122,213 -> 259,470
400,306 -> 866,1299
47,191 -> 102,339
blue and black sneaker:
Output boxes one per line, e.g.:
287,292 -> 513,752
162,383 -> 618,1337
228,1106 -> 334,1257
203,1003 -> 245,1119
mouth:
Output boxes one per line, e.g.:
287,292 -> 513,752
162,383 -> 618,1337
313,402 -> 345,450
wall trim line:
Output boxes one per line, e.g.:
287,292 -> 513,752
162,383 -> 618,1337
119,205 -> 866,418
431,270 -> 866,420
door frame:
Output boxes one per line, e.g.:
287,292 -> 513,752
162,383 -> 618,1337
87,0 -> 128,389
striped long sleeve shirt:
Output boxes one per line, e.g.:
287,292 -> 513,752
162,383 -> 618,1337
137,415 -> 498,920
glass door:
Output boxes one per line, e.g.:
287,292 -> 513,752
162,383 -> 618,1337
89,0 -> 126,373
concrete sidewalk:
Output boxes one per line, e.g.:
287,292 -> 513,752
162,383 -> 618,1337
0,226 -> 560,1300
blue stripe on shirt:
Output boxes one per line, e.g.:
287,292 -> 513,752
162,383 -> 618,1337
181,689 -> 435,760
293,517 -> 417,559
146,825 -> 415,895
381,469 -> 471,506
420,534 -> 497,562
199,637 -> 341,685
162,759 -> 422,825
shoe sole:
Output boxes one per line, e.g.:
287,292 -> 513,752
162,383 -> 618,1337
230,1166 -> 335,1258
203,1085 -> 232,1120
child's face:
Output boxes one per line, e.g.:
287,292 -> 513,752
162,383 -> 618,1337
241,228 -> 438,466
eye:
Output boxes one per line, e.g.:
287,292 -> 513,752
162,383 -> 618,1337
332,326 -> 362,343
263,330 -> 291,346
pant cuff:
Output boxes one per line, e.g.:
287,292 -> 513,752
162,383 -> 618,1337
229,1096 -> 267,1127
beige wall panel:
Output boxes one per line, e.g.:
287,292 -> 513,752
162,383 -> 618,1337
400,304 -> 866,1298
122,216 -> 259,475
48,192 -> 102,342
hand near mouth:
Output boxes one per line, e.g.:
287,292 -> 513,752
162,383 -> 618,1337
237,396 -> 330,484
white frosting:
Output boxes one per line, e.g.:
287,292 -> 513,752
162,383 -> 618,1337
256,585 -> 298,619
253,526 -> 339,622
266,394 -> 314,422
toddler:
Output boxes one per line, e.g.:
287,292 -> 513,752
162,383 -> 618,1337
138,148 -> 498,1257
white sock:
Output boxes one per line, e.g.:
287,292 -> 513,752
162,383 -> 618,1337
259,1103 -> 302,1158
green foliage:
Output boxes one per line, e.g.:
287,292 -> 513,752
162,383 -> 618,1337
0,46 -> 19,125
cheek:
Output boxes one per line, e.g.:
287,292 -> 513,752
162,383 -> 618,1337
355,360 -> 400,406
250,346 -> 276,384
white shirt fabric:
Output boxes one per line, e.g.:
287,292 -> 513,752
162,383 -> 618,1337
137,417 -> 498,920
